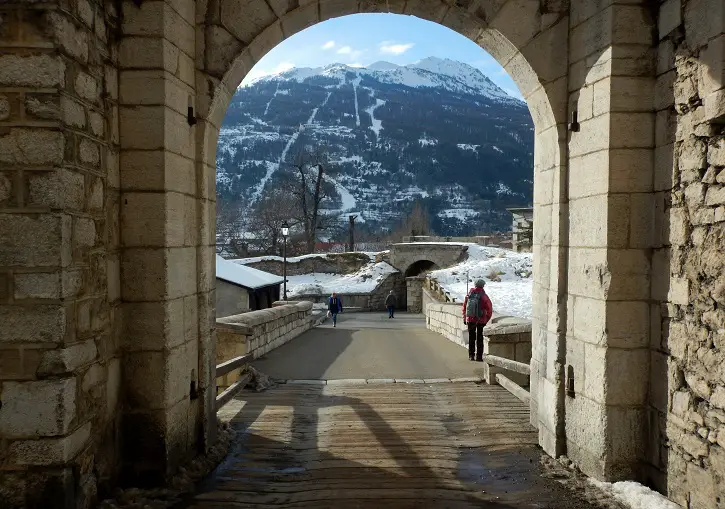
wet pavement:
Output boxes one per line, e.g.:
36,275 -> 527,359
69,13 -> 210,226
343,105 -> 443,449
185,383 -> 624,509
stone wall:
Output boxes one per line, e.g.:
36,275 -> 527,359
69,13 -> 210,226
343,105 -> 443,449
389,242 -> 469,275
406,276 -> 426,313
294,272 -> 406,312
0,2 -> 123,507
216,301 -> 314,361
481,319 -> 532,387
650,1 -> 725,504
244,252 -> 371,277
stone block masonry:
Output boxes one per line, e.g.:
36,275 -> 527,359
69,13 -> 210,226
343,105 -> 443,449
2,0 -> 725,507
0,2 -> 123,508
216,301 -> 314,384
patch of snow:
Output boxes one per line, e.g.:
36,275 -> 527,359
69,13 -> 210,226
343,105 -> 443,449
288,261 -> 397,296
263,81 -> 279,117
589,480 -> 683,509
492,145 -> 503,154
429,244 -> 533,319
419,134 -> 438,147
436,208 -> 479,220
365,97 -> 385,138
496,182 -> 515,196
351,76 -> 362,127
457,143 -> 479,152
251,92 -> 331,203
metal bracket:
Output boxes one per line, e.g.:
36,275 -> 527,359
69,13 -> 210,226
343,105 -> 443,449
187,106 -> 197,126
568,110 -> 580,132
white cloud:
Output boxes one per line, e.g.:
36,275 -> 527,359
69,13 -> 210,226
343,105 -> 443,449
349,62 -> 365,68
322,40 -> 336,50
379,42 -> 414,55
337,45 -> 353,54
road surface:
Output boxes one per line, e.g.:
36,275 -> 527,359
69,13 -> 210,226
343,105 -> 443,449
251,312 -> 485,381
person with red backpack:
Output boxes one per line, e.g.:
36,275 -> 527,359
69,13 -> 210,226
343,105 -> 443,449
462,279 -> 493,361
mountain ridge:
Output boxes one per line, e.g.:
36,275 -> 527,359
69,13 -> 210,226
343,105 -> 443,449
218,57 -> 534,236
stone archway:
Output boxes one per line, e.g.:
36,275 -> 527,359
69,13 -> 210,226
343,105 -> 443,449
196,0 -> 574,477
16,0 -> 725,506
404,260 -> 440,278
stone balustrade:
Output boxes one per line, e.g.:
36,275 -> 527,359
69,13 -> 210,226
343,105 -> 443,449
216,302 -> 314,374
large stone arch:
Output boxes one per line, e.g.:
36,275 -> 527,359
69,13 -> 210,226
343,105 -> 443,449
9,0 -> 725,507
195,5 -> 572,476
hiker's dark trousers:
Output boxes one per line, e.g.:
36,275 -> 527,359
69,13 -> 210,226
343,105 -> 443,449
468,323 -> 484,360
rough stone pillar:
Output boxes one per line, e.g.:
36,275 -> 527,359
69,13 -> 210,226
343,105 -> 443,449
564,1 -> 656,480
0,2 -> 122,507
405,276 -> 425,313
118,0 -> 205,485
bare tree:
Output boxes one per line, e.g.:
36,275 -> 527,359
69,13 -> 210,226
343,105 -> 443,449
284,146 -> 334,253
216,199 -> 250,257
248,188 -> 298,255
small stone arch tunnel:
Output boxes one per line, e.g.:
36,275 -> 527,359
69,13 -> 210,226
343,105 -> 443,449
1,0 -> 724,507
390,242 -> 468,276
403,259 -> 440,277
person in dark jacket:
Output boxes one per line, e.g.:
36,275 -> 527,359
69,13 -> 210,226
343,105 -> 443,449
328,292 -> 343,327
385,290 -> 397,319
462,279 -> 493,361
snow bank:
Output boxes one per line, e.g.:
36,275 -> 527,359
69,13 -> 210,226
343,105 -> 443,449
589,480 -> 683,509
429,244 -> 533,319
288,261 -> 397,296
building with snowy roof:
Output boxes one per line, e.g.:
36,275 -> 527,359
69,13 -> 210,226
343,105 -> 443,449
216,255 -> 284,317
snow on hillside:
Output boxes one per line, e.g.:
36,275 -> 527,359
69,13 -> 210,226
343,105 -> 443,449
429,244 -> 533,319
287,261 -> 397,296
246,57 -> 520,105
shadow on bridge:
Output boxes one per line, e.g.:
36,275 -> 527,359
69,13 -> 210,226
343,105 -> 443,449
187,381 -> 611,509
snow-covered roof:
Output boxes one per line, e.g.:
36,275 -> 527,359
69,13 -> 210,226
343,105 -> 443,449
216,255 -> 283,290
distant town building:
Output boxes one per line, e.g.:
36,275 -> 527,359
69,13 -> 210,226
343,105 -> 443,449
215,255 -> 283,317
507,207 -> 533,253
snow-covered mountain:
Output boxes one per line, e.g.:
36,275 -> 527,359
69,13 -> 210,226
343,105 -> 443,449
247,57 -> 518,104
217,57 -> 534,235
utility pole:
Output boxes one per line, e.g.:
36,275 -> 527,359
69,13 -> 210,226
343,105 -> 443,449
348,215 -> 357,252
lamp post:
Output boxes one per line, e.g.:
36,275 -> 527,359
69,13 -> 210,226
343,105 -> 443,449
281,221 -> 289,301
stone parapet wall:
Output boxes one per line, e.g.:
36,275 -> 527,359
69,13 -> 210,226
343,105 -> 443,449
425,301 -> 468,349
244,252 -> 371,277
216,302 -> 314,362
294,272 -> 406,312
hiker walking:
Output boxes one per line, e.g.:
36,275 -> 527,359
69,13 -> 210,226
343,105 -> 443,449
328,292 -> 343,327
462,279 -> 493,361
385,290 -> 397,319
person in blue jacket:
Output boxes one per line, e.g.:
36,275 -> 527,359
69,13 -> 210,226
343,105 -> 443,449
328,292 -> 343,327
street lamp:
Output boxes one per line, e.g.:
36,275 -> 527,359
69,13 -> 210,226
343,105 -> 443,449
281,221 -> 289,301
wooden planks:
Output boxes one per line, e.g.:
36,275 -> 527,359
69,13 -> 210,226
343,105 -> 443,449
189,382 -> 549,509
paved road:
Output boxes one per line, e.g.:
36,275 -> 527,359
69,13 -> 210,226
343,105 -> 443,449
251,312 -> 486,381
189,383 -> 621,509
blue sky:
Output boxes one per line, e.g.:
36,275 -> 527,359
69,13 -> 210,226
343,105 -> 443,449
241,13 -> 523,99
